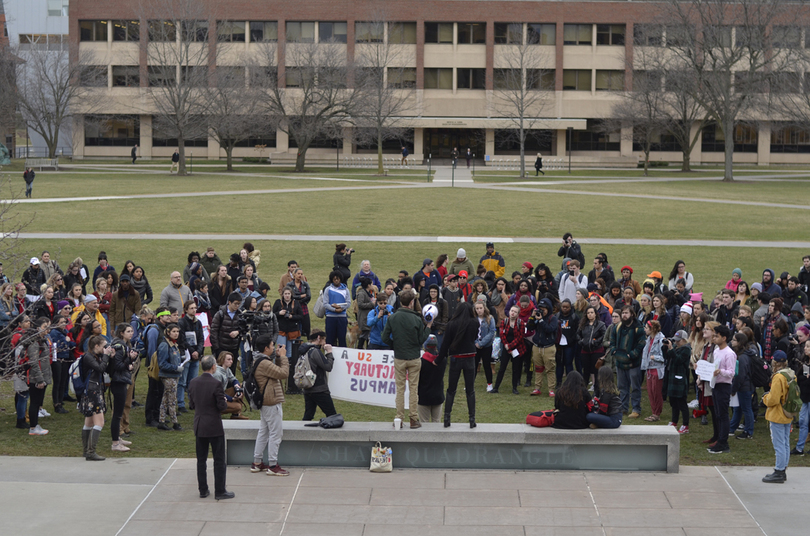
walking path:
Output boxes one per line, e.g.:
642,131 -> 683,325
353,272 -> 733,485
1,456 -> 804,536
17,232 -> 810,249
432,165 -> 473,184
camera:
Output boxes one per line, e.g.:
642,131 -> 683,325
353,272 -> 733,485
234,387 -> 243,398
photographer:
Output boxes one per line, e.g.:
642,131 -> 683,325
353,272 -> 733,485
211,351 -> 247,420
238,296 -> 260,378
332,243 -> 354,284
367,291 -> 394,350
557,233 -> 585,270
300,329 -> 337,421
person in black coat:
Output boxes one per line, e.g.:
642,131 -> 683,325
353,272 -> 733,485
534,153 -> 544,176
552,371 -> 592,429
188,355 -> 231,500
418,335 -> 445,423
332,243 -> 353,284
438,302 -> 480,428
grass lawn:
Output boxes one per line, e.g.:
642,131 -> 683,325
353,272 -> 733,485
472,168 -> 810,182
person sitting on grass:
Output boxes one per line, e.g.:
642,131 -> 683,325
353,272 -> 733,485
587,366 -> 622,429
212,351 -> 248,420
552,371 -> 592,429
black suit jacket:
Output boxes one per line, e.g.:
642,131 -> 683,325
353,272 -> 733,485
188,373 -> 228,438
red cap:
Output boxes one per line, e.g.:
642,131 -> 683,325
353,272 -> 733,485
458,270 -> 468,278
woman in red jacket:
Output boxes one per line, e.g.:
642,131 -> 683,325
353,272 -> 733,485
492,306 -> 526,394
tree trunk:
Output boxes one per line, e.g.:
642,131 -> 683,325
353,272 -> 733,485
295,147 -> 308,172
643,149 -> 650,177
519,122 -> 526,178
46,138 -> 57,159
177,138 -> 187,176
377,131 -> 384,174
681,150 -> 692,172
722,118 -> 734,182
226,145 -> 233,172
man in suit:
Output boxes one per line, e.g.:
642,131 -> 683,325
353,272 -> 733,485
188,355 -> 233,500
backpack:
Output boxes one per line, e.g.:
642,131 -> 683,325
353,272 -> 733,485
312,290 -> 325,318
294,348 -> 316,389
243,356 -> 269,410
749,352 -> 771,389
779,370 -> 802,418
526,410 -> 556,428
70,358 -> 88,398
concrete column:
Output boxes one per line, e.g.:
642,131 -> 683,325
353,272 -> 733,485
140,114 -> 152,160
620,124 -> 633,157
757,121 -> 771,166
72,116 -> 85,159
414,128 -> 424,159
485,128 -> 495,160
276,128 -> 289,152
208,136 -> 220,160
556,129 -> 567,157
689,121 -> 702,166
342,127 -> 352,155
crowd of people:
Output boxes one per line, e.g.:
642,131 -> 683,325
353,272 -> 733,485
4,236 -> 810,484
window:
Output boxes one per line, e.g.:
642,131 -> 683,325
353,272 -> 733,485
457,68 -> 486,89
665,25 -> 691,47
595,70 -> 624,91
80,20 -> 108,42
152,117 -> 207,147
19,34 -> 67,50
701,122 -> 757,152
217,67 -> 245,87
286,22 -> 315,43
249,66 -> 277,87
495,129 -> 553,154
285,67 -> 314,87
563,24 -> 592,45
217,21 -> 245,42
494,69 -> 519,90
424,68 -> 453,89
182,66 -> 209,86
665,71 -> 693,92
357,67 -> 384,86
148,21 -> 176,42
47,0 -> 69,17
80,66 -> 107,87
562,69 -> 592,90
527,24 -> 555,45
84,115 -> 139,147
387,67 -> 416,88
425,23 -> 453,44
112,21 -> 140,42
772,26 -> 801,48
182,21 -> 209,42
527,69 -> 555,90
634,70 -> 663,92
112,66 -> 139,87
596,25 -> 625,45
356,22 -> 384,43
148,66 -> 177,87
634,24 -> 663,46
389,22 -> 417,44
768,72 -> 801,93
319,22 -> 347,43
771,123 -> 810,153
735,26 -> 764,49
458,23 -> 486,44
703,25 -> 732,48
249,22 -> 278,42
318,67 -> 347,88
734,72 -> 767,93
633,132 -> 681,152
234,131 -> 277,147
570,121 -> 620,151
495,23 -> 523,45
355,128 -> 414,153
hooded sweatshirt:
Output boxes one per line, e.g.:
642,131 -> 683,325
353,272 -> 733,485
761,269 -> 782,297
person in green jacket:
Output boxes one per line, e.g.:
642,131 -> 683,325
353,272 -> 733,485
382,290 -> 432,429
610,306 -> 645,418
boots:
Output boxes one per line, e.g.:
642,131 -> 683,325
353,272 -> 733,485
444,390 -> 455,428
762,469 -> 786,484
81,429 -> 91,457
85,429 -> 106,461
16,419 -> 27,429
466,389 -> 476,429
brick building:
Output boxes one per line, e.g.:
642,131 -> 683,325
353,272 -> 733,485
69,0 -> 810,165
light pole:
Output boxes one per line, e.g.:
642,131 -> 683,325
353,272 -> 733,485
567,127 -> 573,174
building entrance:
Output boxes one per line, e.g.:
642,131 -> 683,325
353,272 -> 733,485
423,128 -> 484,162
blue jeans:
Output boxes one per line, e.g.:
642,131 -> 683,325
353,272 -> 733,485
25,184 -> 32,197
239,344 -> 251,379
177,358 -> 200,409
617,366 -> 642,414
730,390 -> 755,437
276,335 -> 294,361
15,391 -> 29,420
769,421 -> 791,471
796,402 -> 810,452
586,412 -> 622,428
325,316 -> 347,347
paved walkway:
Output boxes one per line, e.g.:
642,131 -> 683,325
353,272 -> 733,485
433,165 -> 473,184
17,232 -> 810,249
1,456 -> 805,536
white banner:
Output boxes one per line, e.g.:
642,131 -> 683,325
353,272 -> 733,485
328,347 -> 410,409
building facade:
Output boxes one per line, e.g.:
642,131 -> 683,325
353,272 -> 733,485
69,0 -> 810,165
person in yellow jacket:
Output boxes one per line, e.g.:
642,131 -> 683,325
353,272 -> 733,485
70,294 -> 107,338
762,350 -> 793,483
479,243 -> 505,279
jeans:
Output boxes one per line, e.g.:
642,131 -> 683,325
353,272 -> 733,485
770,421 -> 791,471
730,390 -> 755,437
325,316 -> 347,347
177,358 -> 200,409
796,402 -> 810,452
15,391 -> 29,420
276,335 -> 294,362
713,382 -> 731,449
617,366 -> 642,413
586,412 -> 622,428
25,184 -> 32,197
51,361 -> 71,408
493,347 -> 522,391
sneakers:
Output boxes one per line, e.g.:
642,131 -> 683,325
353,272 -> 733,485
687,399 -> 700,409
119,439 -> 132,446
678,425 -> 689,434
266,464 -> 290,477
29,425 -> 48,436
736,432 -> 753,440
790,447 -> 805,456
157,422 -> 170,431
486,384 -> 493,392
667,422 -> 677,428
251,462 -> 269,473
708,444 -> 730,454
172,423 -> 183,431
512,389 -> 519,395
55,405 -> 69,414
548,391 -> 555,398
530,389 -> 542,396
178,407 -> 188,414
38,408 -> 51,418
111,442 -> 130,452
628,412 -> 640,419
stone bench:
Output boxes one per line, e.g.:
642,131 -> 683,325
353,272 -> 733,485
223,421 -> 680,473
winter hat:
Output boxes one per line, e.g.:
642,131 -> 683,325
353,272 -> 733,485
190,262 -> 200,274
732,268 -> 742,277
119,274 -> 131,282
586,283 -> 598,292
680,303 -> 693,315
621,266 -> 633,273
457,248 -> 467,258
689,292 -> 703,303
84,294 -> 98,304
476,294 -> 488,303
57,300 -> 70,310
523,261 -> 533,270
772,350 -> 788,362
751,282 -> 763,292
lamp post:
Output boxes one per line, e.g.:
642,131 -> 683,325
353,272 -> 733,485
567,127 -> 572,174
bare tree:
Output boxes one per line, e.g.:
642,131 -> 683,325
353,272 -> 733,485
138,0 -> 218,175
492,24 -> 555,177
255,38 -> 361,172
205,63 -> 271,171
0,45 -> 18,149
353,19 -> 416,174
662,0 -> 801,181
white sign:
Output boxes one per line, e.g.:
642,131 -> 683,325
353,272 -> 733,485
695,360 -> 715,382
196,313 -> 211,347
328,347 -> 410,409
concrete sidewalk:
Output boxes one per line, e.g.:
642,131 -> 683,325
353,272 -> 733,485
1,456 -> 805,536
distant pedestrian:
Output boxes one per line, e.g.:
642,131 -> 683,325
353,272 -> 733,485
534,154 -> 544,176
131,144 -> 138,164
451,147 -> 459,168
23,168 -> 35,198
401,146 -> 409,165
465,148 -> 472,168
171,149 -> 180,173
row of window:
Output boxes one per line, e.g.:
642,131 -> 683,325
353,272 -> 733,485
634,24 -> 810,49
18,34 -> 68,51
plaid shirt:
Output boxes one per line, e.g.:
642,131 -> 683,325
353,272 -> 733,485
500,318 -> 526,355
